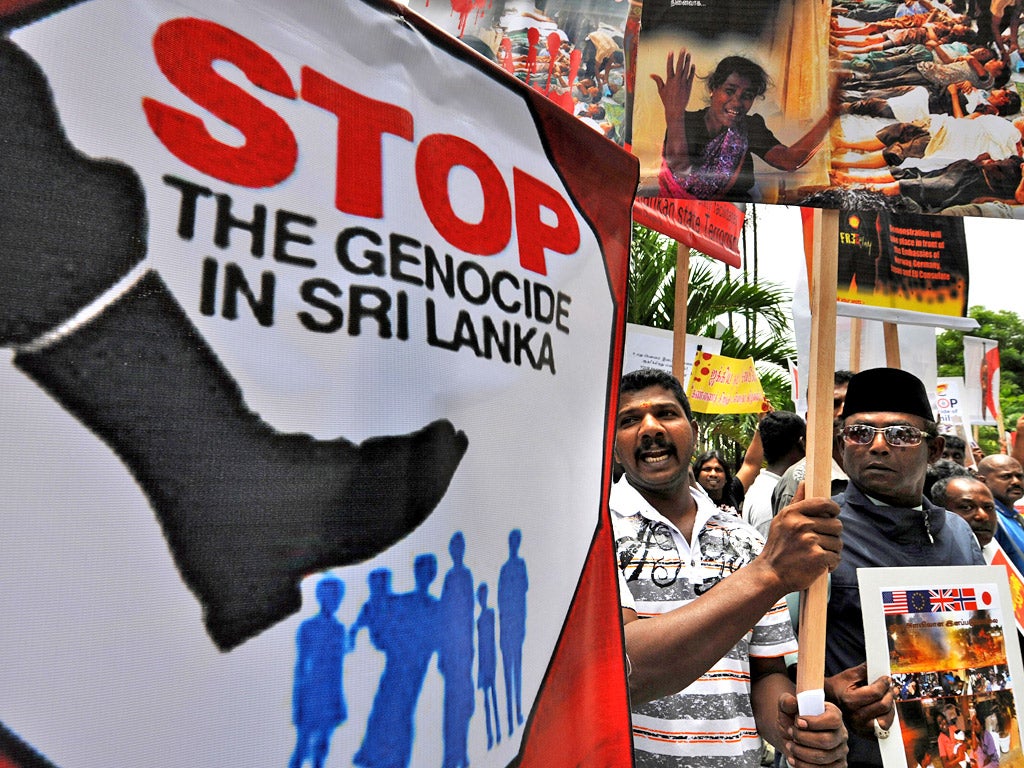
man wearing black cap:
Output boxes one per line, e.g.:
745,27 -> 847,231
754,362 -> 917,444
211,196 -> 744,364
823,367 -> 984,767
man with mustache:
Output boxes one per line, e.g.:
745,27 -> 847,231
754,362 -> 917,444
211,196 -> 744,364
977,454 -> 1024,571
824,368 -> 984,768
611,368 -> 848,767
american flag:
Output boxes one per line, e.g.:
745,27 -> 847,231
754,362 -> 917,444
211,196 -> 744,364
883,589 -> 933,614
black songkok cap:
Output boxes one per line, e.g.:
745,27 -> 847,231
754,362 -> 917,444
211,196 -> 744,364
840,367 -> 934,422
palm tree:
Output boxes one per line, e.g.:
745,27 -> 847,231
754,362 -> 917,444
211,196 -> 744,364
627,220 -> 796,462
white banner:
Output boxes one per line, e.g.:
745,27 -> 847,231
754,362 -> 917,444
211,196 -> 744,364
0,1 -> 636,766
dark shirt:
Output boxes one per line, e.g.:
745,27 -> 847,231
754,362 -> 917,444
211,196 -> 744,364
826,482 -> 984,767
683,108 -> 783,201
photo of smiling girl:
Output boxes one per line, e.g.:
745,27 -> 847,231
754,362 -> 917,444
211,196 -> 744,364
651,48 -> 839,202
630,0 -> 837,204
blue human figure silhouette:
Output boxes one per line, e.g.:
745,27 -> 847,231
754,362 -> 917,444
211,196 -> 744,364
440,532 -> 475,768
289,575 -> 348,768
476,582 -> 500,750
353,555 -> 440,768
350,568 -> 393,652
498,529 -> 528,737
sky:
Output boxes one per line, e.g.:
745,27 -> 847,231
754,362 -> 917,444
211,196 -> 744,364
740,205 -> 1024,315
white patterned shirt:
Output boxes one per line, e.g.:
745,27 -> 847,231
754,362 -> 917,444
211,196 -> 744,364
612,477 -> 797,767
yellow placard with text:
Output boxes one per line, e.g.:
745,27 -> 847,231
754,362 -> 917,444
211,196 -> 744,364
686,351 -> 767,414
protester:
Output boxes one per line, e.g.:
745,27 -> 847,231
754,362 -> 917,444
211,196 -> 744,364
772,370 -> 854,515
923,457 -> 972,502
612,368 -> 848,767
823,367 -> 984,768
941,433 -> 969,466
743,411 -> 806,537
693,449 -> 746,516
931,474 -> 999,559
977,454 -> 1024,572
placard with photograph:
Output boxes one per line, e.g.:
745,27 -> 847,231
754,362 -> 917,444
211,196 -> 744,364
860,566 -> 1024,768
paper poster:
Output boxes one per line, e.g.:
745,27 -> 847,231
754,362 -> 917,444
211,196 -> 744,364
964,338 -> 1003,427
631,0 -> 1024,217
621,324 -> 721,386
631,0 -> 833,205
836,210 -> 973,325
686,350 -> 767,414
860,566 -> 1024,768
0,0 -> 637,766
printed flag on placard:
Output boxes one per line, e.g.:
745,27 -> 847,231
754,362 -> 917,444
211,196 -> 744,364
882,586 -> 993,616
686,351 -> 768,414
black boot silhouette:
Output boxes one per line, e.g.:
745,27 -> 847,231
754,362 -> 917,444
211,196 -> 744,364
4,38 -> 469,650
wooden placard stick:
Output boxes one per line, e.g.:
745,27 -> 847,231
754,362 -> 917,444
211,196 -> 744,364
849,317 -> 862,372
796,207 -> 840,716
883,322 -> 901,368
672,244 -> 690,387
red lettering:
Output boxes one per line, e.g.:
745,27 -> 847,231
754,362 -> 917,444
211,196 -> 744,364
513,168 -> 579,275
143,18 -> 298,188
301,67 -> 414,219
145,19 -> 580,275
415,134 -> 511,255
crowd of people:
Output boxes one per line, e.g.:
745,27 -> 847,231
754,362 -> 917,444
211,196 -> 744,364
613,365 -> 1024,767
826,0 -> 1024,214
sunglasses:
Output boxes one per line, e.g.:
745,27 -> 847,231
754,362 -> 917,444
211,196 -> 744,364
840,424 -> 932,447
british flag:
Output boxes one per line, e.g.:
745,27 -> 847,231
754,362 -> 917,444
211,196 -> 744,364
928,588 -> 978,612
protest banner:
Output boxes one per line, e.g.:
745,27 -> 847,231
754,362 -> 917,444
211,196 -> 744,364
629,0 -> 1024,217
937,377 -> 977,469
686,350 -> 768,414
860,566 -> 1024,768
0,1 -> 637,766
404,0 -> 747,263
632,198 -> 744,266
834,209 -> 977,329
988,546 -> 1024,638
622,324 -> 721,384
964,337 -> 1004,428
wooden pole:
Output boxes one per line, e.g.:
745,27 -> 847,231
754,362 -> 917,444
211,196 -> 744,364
882,322 -> 901,368
849,318 -> 862,372
796,207 -> 840,716
672,244 -> 690,385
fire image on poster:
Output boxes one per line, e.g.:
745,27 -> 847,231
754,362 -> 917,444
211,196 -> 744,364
860,567 -> 1024,768
836,209 -> 969,320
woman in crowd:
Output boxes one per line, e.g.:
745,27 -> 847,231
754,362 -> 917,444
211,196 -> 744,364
971,713 -> 1000,767
651,49 -> 837,201
693,450 -> 745,517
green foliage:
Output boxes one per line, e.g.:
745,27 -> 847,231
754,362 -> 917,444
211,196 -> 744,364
627,222 -> 796,460
936,306 -> 1024,454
